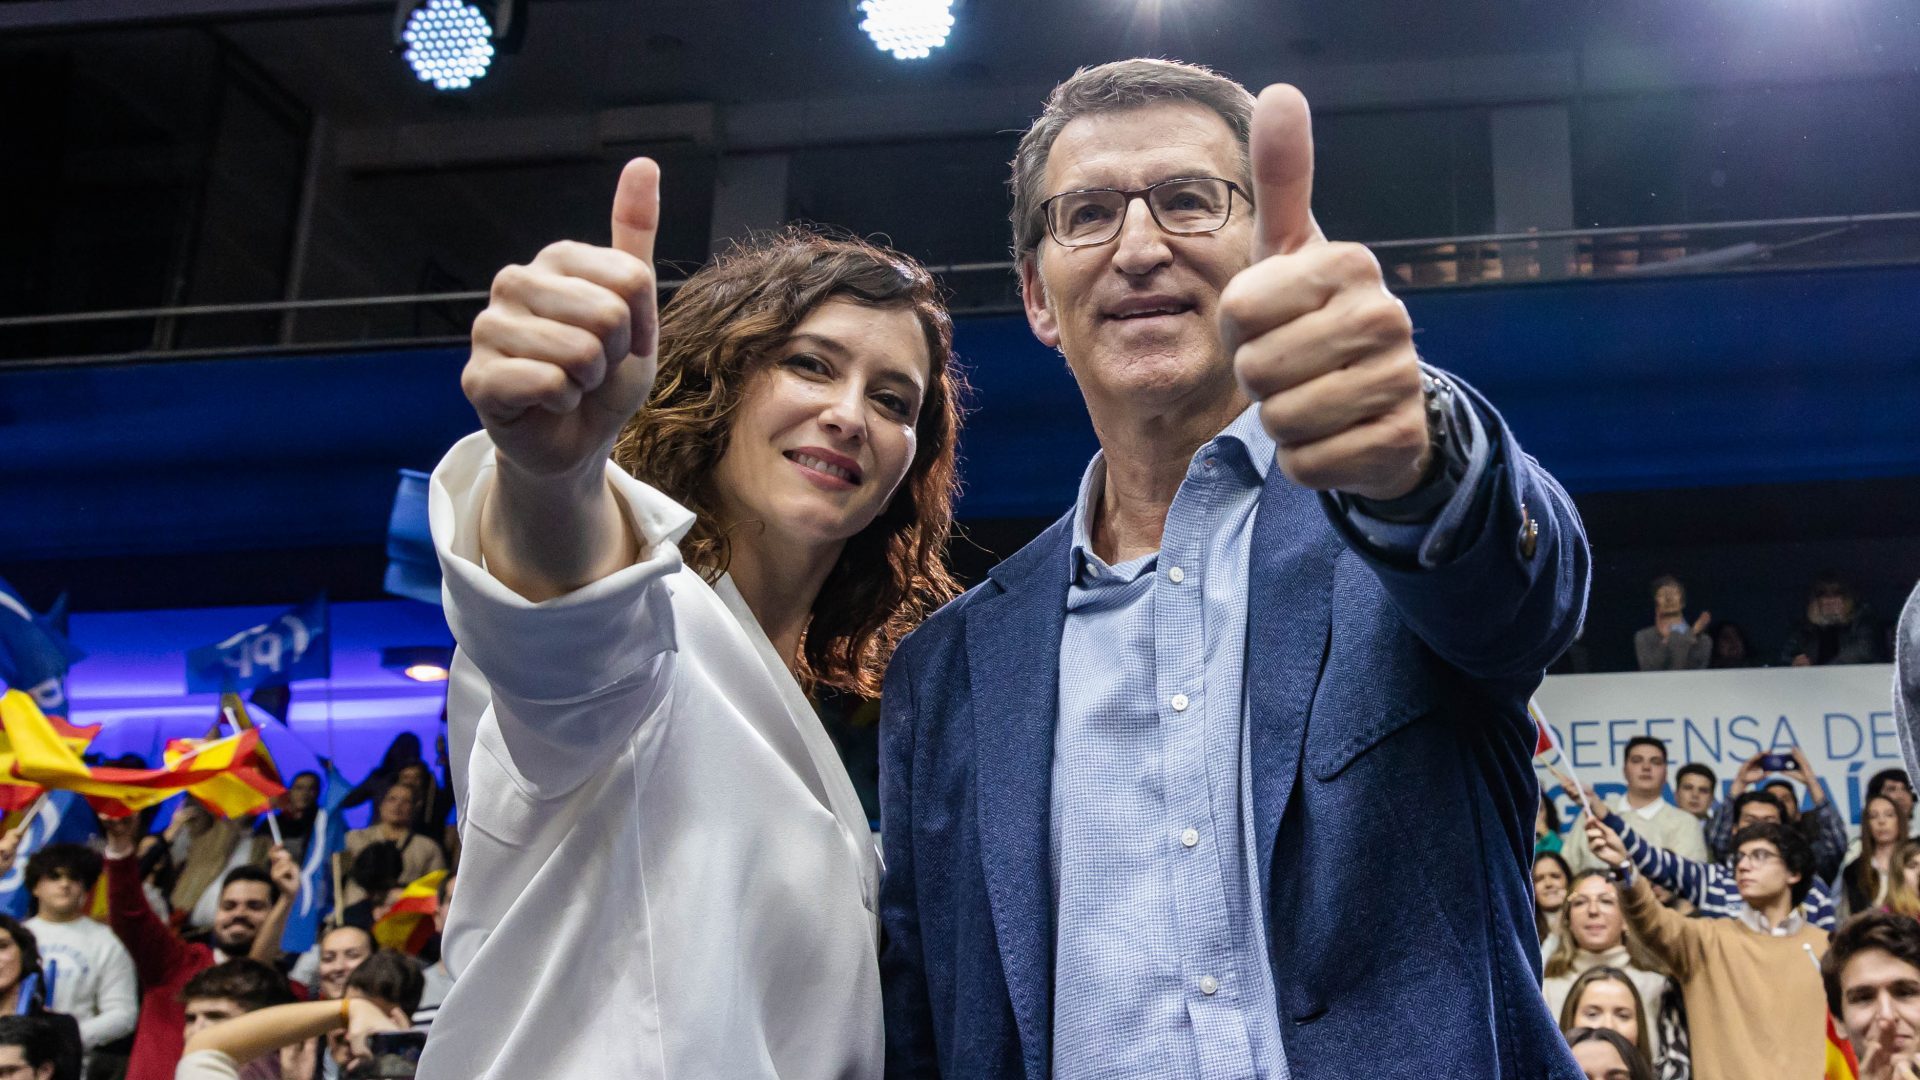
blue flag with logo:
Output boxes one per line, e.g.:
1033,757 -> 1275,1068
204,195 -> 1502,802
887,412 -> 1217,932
0,791 -> 99,919
185,596 -> 330,694
0,578 -> 85,718
384,470 -> 441,606
281,760 -> 351,954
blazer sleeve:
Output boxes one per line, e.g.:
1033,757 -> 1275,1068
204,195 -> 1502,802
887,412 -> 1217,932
1621,875 -> 1700,982
877,638 -> 941,1079
430,430 -> 694,800
1320,370 -> 1591,683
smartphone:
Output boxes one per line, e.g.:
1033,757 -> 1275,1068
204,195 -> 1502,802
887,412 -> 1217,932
346,1031 -> 427,1079
1758,752 -> 1796,772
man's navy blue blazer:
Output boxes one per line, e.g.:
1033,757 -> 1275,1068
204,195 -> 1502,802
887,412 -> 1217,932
878,381 -> 1592,1079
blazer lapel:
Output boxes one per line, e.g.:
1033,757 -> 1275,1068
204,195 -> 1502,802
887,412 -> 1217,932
1245,480 -> 1342,909
966,514 -> 1074,1078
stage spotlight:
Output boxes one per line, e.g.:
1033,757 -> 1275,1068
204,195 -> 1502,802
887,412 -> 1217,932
393,0 -> 522,91
381,646 -> 455,683
856,0 -> 957,61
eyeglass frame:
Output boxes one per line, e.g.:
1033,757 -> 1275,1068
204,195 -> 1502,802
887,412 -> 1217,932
1733,846 -> 1783,868
1038,176 -> 1253,250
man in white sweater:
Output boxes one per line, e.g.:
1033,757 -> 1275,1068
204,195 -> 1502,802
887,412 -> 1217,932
20,844 -> 139,1061
1563,735 -> 1709,873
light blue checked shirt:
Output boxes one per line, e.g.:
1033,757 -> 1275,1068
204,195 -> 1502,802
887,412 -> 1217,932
1051,405 -> 1286,1080
1050,388 -> 1491,1080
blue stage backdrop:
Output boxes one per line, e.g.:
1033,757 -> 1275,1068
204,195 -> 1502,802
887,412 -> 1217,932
2,264 -> 1917,561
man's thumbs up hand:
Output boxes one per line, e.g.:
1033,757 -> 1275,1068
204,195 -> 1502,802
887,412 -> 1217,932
1221,86 -> 1432,503
463,157 -> 662,481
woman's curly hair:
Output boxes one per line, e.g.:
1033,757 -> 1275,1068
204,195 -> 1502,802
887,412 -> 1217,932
612,226 -> 965,697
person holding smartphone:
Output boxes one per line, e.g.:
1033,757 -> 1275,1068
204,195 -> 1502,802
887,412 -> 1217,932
175,952 -> 421,1080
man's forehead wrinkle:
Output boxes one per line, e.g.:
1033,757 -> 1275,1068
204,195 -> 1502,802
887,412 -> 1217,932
1046,108 -> 1239,195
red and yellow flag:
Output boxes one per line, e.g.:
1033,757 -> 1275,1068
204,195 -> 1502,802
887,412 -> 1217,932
0,690 -> 283,819
1826,1013 -> 1861,1080
373,869 -> 446,955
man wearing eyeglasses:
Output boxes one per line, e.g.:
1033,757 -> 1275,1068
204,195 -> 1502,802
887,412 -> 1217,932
1590,816 -> 1829,1080
879,58 -> 1591,1079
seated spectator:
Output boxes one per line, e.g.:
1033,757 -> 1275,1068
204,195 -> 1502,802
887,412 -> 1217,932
1592,817 -> 1829,1080
101,815 -> 299,1080
1557,969 -> 1656,1075
251,771 -> 320,865
1601,788 -> 1836,930
181,960 -> 297,1042
277,925 -> 376,1080
0,1015 -> 76,1080
1673,763 -> 1717,821
1563,738 -> 1708,874
1886,839 -> 1920,919
1844,794 -> 1911,918
173,992 -> 405,1080
1564,1026 -> 1657,1080
1784,573 -> 1888,666
417,874 -> 456,1017
19,844 -> 138,1066
1870,769 -> 1916,828
0,916 -> 51,1014
1535,851 -> 1573,951
342,784 -> 445,909
1635,576 -> 1712,671
1706,621 -> 1755,669
1820,910 -> 1920,1080
1706,749 -> 1846,881
339,846 -> 404,932
315,927 -> 375,1003
1537,796 -> 1564,856
1542,874 -> 1674,1070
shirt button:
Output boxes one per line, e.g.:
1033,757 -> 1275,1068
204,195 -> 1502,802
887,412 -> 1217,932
1199,975 -> 1219,996
1170,693 -> 1189,712
1167,566 -> 1185,584
1180,828 -> 1199,848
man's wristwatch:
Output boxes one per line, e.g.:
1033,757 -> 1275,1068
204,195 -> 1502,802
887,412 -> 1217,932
1349,370 -> 1470,524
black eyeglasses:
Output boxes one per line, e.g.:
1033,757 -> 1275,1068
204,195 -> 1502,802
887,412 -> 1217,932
1040,176 -> 1250,249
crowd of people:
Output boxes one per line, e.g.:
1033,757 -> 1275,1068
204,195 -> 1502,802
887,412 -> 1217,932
0,736 -> 457,1080
1533,734 -> 1920,1079
1634,572 -> 1896,672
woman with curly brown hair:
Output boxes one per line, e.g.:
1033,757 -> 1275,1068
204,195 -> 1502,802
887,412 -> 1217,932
417,158 -> 963,1080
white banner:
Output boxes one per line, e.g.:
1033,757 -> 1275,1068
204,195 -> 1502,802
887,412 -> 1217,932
1533,664 -> 1901,835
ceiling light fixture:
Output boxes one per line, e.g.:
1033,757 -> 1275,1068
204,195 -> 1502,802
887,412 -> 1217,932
392,0 -> 522,91
856,0 -> 958,61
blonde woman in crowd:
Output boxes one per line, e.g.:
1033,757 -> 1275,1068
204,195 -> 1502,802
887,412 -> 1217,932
1557,967 -> 1656,1075
1544,871 -> 1676,1072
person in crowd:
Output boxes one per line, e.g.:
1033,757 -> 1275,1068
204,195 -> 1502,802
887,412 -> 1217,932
327,952 -> 424,1065
1706,621 -> 1755,669
1542,874 -> 1673,1069
1536,850 -> 1574,951
416,874 -> 455,1016
1881,839 -> 1920,918
252,771 -> 319,865
881,57 -> 1589,1080
1846,793 -> 1912,917
173,989 -> 406,1080
1564,737 -> 1708,874
390,763 -> 445,838
1705,748 -> 1846,879
1538,796 -> 1565,855
278,926 -> 377,1080
17,844 -> 138,1067
1592,816 -> 1829,1080
421,162 -> 965,1078
338,846 -> 403,932
101,814 -> 301,1080
1634,576 -> 1711,671
1564,1026 -> 1658,1080
341,783 -> 444,909
340,734 -> 425,813
0,917 -> 49,1015
1821,910 -> 1920,1080
0,1015 -> 67,1080
1597,787 -> 1835,929
1672,764 -> 1716,821
1556,969 -> 1655,1072
1785,573 -> 1888,666
1873,769 -> 1917,828
174,959 -> 302,1080
163,803 -> 252,935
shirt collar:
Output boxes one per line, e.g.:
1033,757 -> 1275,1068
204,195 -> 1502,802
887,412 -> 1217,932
1737,904 -> 1807,936
1065,404 -> 1273,584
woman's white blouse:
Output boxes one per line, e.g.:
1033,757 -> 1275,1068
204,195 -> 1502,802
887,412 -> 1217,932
416,431 -> 883,1080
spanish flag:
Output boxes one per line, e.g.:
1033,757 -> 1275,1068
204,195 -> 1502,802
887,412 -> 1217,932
0,690 -> 283,818
1826,1013 -> 1861,1079
373,869 -> 446,955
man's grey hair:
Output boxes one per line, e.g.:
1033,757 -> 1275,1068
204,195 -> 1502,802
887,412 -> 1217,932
1008,58 -> 1257,276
